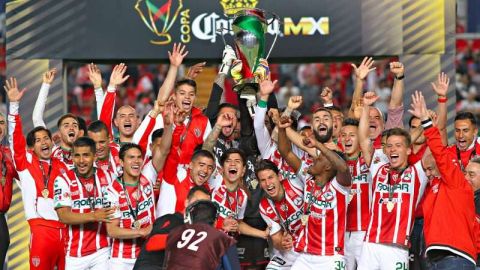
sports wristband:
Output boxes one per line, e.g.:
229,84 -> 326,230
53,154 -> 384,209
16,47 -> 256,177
395,74 -> 405,80
421,118 -> 433,129
437,97 -> 447,103
258,99 -> 268,108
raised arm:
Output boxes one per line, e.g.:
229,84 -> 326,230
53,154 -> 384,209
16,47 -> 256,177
32,69 -> 56,128
157,43 -> 189,104
253,79 -> 277,156
389,62 -> 405,109
304,136 -> 351,186
359,92 -> 380,166
5,77 -> 30,171
278,117 -> 302,172
408,90 -> 464,188
431,72 -> 449,145
133,99 -> 164,155
202,112 -> 234,153
99,63 -> 130,139
87,63 -> 105,117
282,95 -> 316,156
349,57 -> 376,118
320,87 -> 334,107
205,46 -> 236,122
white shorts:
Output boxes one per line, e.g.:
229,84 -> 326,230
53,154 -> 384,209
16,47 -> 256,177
345,231 -> 366,270
108,258 -> 136,270
266,250 -> 299,270
357,242 -> 409,270
66,247 -> 110,270
291,253 -> 346,270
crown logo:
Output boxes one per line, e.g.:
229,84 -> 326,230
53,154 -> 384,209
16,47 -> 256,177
220,0 -> 259,16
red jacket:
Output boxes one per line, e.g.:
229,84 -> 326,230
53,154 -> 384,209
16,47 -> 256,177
0,145 -> 16,213
423,126 -> 477,264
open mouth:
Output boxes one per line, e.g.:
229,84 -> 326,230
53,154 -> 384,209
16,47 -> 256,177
344,142 -> 352,150
41,145 -> 50,155
124,123 -> 132,132
318,125 -> 327,134
266,184 -> 276,195
68,131 -> 76,139
390,154 -> 399,163
222,125 -> 233,135
131,164 -> 140,173
198,172 -> 208,182
227,168 -> 238,178
182,100 -> 192,110
457,139 -> 467,149
369,122 -> 377,133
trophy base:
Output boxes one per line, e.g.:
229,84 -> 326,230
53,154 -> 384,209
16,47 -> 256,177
233,82 -> 258,100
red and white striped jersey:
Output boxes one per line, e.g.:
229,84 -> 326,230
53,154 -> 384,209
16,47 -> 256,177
95,142 -> 121,176
8,109 -> 67,225
52,145 -> 74,169
365,161 -> 427,247
211,184 -> 248,230
294,162 -> 350,256
259,177 -> 305,240
346,156 -> 372,232
155,148 -> 215,217
53,168 -> 114,257
104,161 -> 157,259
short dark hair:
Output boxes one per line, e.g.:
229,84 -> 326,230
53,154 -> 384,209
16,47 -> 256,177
187,200 -> 218,225
187,185 -> 211,200
381,129 -> 391,138
386,128 -> 411,147
312,107 -> 332,117
73,137 -> 96,154
218,103 -> 240,119
119,143 -> 143,160
255,159 -> 279,179
77,116 -> 87,135
26,127 -> 52,148
326,105 -> 342,113
342,118 -> 359,127
455,111 -> 477,127
87,120 -> 109,135
175,78 -> 197,93
57,113 -> 78,128
220,148 -> 246,167
299,125 -> 311,132
151,128 -> 164,143
408,115 -> 420,128
191,149 -> 216,163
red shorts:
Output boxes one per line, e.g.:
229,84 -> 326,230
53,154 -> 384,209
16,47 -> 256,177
29,220 -> 66,270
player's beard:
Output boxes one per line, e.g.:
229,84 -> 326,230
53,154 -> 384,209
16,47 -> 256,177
314,127 -> 333,143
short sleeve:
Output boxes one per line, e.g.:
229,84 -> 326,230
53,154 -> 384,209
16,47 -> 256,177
296,162 -> 310,184
103,187 -> 121,219
53,176 -> 72,209
259,203 -> 282,236
237,190 -> 248,220
369,149 -> 388,178
141,160 -> 158,185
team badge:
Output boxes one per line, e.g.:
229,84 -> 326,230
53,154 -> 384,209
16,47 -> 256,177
144,185 -> 152,196
293,197 -> 302,206
194,128 -> 201,138
32,256 -> 40,267
280,203 -> 288,212
322,191 -> 334,201
85,183 -> 94,192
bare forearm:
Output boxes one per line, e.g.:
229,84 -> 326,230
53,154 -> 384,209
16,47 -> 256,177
389,79 -> 404,109
314,142 -> 348,173
239,221 -> 266,239
57,209 -> 95,225
157,66 -> 179,102
202,125 -> 221,152
286,128 -> 316,157
107,223 -> 143,239
349,78 -> 364,116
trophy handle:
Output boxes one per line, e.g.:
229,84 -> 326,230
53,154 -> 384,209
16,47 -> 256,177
265,12 -> 281,60
150,33 -> 172,45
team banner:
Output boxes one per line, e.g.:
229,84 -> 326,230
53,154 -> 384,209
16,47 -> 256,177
5,0 -> 429,61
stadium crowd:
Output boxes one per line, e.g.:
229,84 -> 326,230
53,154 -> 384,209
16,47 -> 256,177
0,42 -> 479,270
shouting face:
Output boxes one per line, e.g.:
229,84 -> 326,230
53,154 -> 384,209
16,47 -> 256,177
59,116 -> 80,147
312,110 -> 333,143
115,106 -> 139,138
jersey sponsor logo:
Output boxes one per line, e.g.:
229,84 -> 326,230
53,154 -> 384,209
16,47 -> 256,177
54,189 -> 61,196
378,197 -> 402,204
376,182 -> 410,193
194,128 -> 201,138
305,193 -> 335,209
352,173 -> 368,183
216,203 -> 236,219
360,164 -> 369,173
72,197 -> 107,208
285,210 -> 302,224
271,256 -> 286,265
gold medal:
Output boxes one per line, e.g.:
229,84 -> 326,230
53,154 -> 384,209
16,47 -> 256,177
41,188 -> 49,199
133,220 -> 141,229
250,179 -> 258,190
386,201 -> 395,213
301,214 -> 309,226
